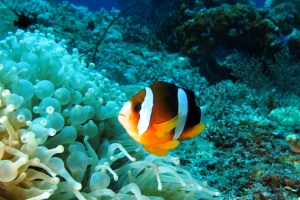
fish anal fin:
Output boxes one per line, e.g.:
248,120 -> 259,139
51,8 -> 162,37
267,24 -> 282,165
179,123 -> 205,141
144,140 -> 179,156
153,114 -> 182,138
153,140 -> 179,150
144,145 -> 169,156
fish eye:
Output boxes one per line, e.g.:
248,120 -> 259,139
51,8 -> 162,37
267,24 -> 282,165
132,102 -> 141,112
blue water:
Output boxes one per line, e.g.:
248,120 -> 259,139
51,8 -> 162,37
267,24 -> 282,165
253,0 -> 265,7
54,0 -> 119,12
54,0 -> 265,12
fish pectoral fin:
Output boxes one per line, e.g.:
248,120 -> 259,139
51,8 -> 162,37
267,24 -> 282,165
179,123 -> 205,141
144,140 -> 179,156
153,114 -> 182,138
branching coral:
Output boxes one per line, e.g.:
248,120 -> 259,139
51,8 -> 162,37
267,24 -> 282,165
0,29 -> 220,199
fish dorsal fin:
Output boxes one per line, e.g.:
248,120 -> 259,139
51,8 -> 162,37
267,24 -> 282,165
152,114 -> 182,138
144,140 -> 179,156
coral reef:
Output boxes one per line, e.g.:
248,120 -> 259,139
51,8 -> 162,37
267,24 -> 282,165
269,107 -> 300,127
0,1 -> 17,38
0,29 -> 220,199
286,134 -> 300,153
174,79 -> 300,199
2,0 -> 121,55
265,0 -> 300,9
176,4 -> 282,59
0,0 -> 300,199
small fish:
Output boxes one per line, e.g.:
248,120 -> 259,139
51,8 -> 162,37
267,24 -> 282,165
118,81 -> 208,156
78,53 -> 89,63
14,13 -> 31,30
78,53 -> 90,67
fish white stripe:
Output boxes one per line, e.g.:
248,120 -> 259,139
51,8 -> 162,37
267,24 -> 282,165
173,88 -> 188,140
137,87 -> 153,135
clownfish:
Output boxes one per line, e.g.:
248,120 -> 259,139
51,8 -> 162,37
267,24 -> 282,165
118,81 -> 209,156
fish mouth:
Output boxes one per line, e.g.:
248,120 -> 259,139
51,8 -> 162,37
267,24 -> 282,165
118,113 -> 126,118
118,101 -> 131,123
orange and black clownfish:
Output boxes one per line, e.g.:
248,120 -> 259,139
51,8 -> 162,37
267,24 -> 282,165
118,81 -> 209,156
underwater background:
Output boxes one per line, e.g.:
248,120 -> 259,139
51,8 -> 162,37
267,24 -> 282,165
53,0 -> 266,11
53,0 -> 119,12
0,0 -> 299,199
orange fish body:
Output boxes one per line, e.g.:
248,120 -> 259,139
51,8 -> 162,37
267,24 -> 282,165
118,81 -> 207,156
